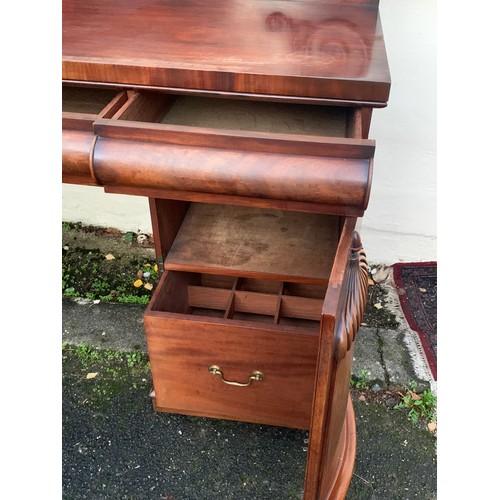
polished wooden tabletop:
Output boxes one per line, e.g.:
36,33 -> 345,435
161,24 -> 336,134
63,0 -> 390,104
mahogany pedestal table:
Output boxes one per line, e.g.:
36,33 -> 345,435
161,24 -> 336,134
62,1 -> 391,497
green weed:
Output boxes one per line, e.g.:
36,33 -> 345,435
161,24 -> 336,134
351,369 -> 370,390
394,383 -> 437,424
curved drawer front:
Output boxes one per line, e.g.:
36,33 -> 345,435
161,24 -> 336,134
63,87 -> 376,214
62,129 -> 96,184
93,136 -> 372,209
62,86 -> 129,185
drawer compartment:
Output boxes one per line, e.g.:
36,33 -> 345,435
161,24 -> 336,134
90,90 -> 375,215
143,203 -> 347,429
144,270 -> 322,429
164,203 -> 341,282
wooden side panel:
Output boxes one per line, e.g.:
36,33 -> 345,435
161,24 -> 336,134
318,349 -> 354,499
304,218 -> 369,499
148,198 -> 190,270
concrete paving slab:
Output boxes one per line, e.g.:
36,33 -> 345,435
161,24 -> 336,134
62,298 -> 147,352
351,328 -> 386,386
378,329 -> 429,391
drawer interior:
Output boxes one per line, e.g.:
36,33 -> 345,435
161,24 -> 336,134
148,202 -> 343,331
158,96 -> 348,137
62,86 -> 120,114
114,92 -> 352,138
150,271 -> 326,330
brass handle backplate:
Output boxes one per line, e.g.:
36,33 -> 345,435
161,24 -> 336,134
208,365 -> 264,387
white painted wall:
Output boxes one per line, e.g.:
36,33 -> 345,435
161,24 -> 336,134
62,0 -> 437,265
362,0 -> 437,264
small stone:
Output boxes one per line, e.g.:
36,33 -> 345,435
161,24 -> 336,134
371,383 -> 381,392
137,269 -> 143,278
358,395 -> 366,401
137,234 -> 148,243
373,267 -> 391,283
63,245 -> 69,251
143,271 -> 151,278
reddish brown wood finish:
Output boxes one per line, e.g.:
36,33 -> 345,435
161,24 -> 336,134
148,198 -> 190,270
61,129 -> 97,186
163,203 -> 340,283
144,271 -> 320,429
63,87 -> 375,214
107,184 -> 368,217
63,0 -> 390,104
325,395 -> 357,499
303,220 -> 368,499
61,0 -> 388,497
62,88 -> 128,185
92,137 -> 372,208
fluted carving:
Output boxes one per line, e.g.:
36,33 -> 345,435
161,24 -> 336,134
333,231 -> 369,360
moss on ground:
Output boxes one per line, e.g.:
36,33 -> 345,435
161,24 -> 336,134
62,343 -> 151,411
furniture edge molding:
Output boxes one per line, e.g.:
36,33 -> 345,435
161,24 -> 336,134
333,231 -> 368,361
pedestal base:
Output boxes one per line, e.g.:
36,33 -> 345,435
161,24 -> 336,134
327,394 -> 357,499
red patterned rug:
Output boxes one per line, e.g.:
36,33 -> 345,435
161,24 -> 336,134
392,262 -> 437,380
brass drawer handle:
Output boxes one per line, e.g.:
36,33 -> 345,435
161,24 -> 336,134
208,365 -> 264,387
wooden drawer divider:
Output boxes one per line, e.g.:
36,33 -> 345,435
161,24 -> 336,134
187,275 -> 324,326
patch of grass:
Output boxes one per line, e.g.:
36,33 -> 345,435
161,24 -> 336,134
126,351 -> 148,367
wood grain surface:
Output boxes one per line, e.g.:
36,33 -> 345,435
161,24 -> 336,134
63,0 -> 390,103
164,203 -> 340,283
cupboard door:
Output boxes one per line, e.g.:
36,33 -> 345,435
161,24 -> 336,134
303,218 -> 369,499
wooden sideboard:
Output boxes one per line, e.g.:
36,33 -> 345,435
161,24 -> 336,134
62,1 -> 390,498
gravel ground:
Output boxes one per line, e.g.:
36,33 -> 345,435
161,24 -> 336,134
62,347 -> 436,500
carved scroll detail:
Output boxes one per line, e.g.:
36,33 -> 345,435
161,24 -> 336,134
333,231 -> 369,360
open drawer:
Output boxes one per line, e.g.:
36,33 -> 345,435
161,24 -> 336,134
143,203 -> 367,431
145,270 -> 322,429
62,85 -> 375,216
